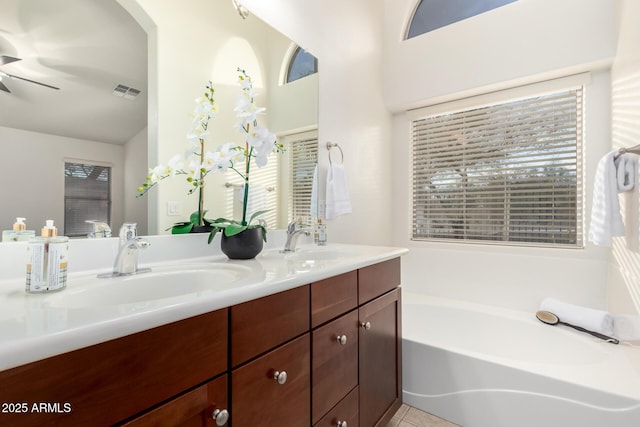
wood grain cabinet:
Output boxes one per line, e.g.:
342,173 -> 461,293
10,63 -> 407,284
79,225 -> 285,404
230,286 -> 311,427
232,334 -> 311,427
359,288 -> 402,427
0,309 -> 228,427
121,375 -> 229,427
0,257 -> 401,427
358,258 -> 402,427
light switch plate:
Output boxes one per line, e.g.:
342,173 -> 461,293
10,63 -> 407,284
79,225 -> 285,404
167,201 -> 183,216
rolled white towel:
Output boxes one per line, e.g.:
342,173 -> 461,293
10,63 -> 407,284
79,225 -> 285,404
540,298 -> 614,336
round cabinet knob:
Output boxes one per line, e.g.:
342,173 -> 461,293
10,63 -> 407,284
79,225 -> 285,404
212,409 -> 229,426
337,421 -> 348,427
273,370 -> 288,385
361,321 -> 371,330
336,334 -> 348,345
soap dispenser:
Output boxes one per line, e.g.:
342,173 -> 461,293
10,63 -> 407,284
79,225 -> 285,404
2,217 -> 36,242
26,220 -> 70,293
314,218 -> 327,246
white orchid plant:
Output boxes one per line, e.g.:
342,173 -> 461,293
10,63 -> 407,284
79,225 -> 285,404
137,68 -> 282,242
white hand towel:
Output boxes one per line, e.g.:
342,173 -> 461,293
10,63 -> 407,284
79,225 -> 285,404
615,153 -> 636,192
588,151 -> 625,246
325,163 -> 352,219
540,298 -> 614,336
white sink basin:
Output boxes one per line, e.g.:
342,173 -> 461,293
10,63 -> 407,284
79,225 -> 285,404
47,263 -> 252,308
284,247 -> 357,262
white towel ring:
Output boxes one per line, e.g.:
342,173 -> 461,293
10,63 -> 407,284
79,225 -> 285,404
326,141 -> 344,165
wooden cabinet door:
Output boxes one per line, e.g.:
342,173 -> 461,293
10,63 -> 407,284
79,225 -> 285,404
312,310 -> 359,424
231,333 -> 310,427
121,375 -> 229,427
358,288 -> 402,427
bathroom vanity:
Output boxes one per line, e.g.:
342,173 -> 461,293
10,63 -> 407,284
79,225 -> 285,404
0,244 -> 405,427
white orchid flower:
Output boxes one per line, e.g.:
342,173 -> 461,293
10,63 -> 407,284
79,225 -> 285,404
185,159 -> 201,181
149,165 -> 166,183
247,125 -> 274,149
167,154 -> 184,173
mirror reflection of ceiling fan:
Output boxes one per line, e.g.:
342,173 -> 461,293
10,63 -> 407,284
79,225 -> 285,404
0,55 -> 60,93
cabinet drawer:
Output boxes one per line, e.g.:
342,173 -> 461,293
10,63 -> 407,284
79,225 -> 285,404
231,285 -> 309,366
0,309 -> 228,427
312,310 -> 359,424
311,270 -> 357,328
232,333 -> 310,427
122,374 -> 228,427
314,386 -> 359,427
358,258 -> 401,304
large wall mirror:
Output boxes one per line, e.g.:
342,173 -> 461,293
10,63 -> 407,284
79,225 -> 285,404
0,0 -> 318,239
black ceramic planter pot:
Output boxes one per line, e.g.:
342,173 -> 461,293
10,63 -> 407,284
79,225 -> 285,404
220,227 -> 264,260
190,225 -> 213,234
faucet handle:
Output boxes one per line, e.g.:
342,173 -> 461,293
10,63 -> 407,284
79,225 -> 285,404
287,220 -> 298,234
119,223 -> 137,242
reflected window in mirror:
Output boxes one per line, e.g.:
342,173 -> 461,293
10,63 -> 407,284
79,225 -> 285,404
286,47 -> 318,83
223,154 -> 279,229
64,162 -> 112,238
283,130 -> 318,222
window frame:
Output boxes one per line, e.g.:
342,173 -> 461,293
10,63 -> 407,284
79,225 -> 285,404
408,73 -> 588,248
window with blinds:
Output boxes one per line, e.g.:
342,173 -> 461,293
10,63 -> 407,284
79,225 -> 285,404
224,154 -> 279,228
64,162 -> 112,237
288,132 -> 318,221
411,80 -> 584,247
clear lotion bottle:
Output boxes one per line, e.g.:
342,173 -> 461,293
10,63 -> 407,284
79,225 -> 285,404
26,220 -> 69,293
2,217 -> 36,242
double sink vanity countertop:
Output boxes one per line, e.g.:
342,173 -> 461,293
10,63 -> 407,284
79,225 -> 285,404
0,243 -> 408,371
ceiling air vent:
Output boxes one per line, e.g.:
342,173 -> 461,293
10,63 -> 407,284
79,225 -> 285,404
112,84 -> 141,100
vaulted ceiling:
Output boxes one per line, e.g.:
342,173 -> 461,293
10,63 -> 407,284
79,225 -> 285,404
0,0 -> 147,145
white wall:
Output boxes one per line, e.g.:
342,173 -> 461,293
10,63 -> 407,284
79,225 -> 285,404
242,0 -> 394,245
609,0 -> 640,316
383,0 -> 617,112
0,126 -> 125,237
384,0 -> 619,312
124,126 -> 148,235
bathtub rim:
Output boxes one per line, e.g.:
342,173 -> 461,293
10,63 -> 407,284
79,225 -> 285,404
402,291 -> 640,402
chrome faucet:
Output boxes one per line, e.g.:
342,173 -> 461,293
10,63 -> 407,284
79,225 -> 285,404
98,223 -> 151,278
282,220 -> 313,252
86,220 -> 112,238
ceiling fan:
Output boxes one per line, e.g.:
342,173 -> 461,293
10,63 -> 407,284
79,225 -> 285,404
0,55 -> 60,93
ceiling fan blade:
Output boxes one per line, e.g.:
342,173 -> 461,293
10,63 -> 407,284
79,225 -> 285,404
0,55 -> 21,66
5,72 -> 60,90
0,80 -> 10,93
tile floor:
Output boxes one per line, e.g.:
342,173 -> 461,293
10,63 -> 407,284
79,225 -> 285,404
386,404 -> 460,427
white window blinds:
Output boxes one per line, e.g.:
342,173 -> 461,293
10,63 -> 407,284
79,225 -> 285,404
288,132 -> 318,221
224,154 -> 278,228
411,80 -> 584,247
64,162 -> 112,237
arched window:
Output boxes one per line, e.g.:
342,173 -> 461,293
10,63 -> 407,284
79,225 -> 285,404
406,0 -> 517,39
286,47 -> 317,84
